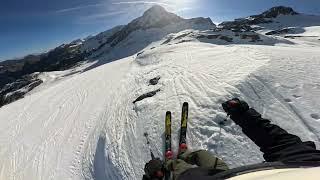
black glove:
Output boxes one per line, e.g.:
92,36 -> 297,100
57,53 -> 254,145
222,98 -> 249,116
144,158 -> 164,180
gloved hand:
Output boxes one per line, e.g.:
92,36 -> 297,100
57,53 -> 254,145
222,98 -> 249,116
144,158 -> 164,180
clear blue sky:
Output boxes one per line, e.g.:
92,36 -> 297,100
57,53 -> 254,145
1,0 -> 320,61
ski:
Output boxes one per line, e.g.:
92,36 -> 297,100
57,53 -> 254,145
164,111 -> 172,180
164,111 -> 173,160
179,102 -> 189,154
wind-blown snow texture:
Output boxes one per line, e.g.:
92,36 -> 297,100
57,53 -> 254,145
1,8 -> 320,180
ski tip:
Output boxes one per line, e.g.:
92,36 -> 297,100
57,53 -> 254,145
183,102 -> 188,106
166,111 -> 171,114
179,143 -> 188,151
165,150 -> 173,159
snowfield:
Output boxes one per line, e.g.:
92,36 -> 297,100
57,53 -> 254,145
1,14 -> 320,180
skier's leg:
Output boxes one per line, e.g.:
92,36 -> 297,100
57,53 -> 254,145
180,150 -> 229,170
164,159 -> 194,179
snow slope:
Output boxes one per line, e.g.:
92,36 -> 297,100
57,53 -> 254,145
1,37 -> 320,179
256,14 -> 320,46
1,9 -> 320,180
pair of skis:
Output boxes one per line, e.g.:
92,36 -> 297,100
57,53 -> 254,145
164,102 -> 188,179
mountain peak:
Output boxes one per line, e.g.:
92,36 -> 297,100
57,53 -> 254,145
139,5 -> 183,25
105,5 -> 184,46
143,5 -> 168,17
262,6 -> 299,18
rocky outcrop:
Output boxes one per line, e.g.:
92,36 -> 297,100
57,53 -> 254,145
149,76 -> 160,85
0,43 -> 87,88
0,74 -> 43,107
196,34 -> 233,42
261,6 -> 298,18
219,36 -> 233,42
133,89 -> 160,103
218,21 -> 254,32
0,42 -> 87,107
80,25 -> 124,52
219,6 -> 299,32
240,34 -> 261,42
265,28 -> 296,35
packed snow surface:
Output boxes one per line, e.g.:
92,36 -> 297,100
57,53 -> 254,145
1,19 -> 320,180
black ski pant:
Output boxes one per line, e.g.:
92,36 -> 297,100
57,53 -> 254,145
231,108 -> 320,162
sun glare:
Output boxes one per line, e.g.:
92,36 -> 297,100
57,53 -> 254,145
162,0 -> 196,13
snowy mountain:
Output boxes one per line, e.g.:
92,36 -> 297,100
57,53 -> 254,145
80,25 -> 125,53
0,5 -> 320,180
86,5 -> 215,62
0,5 -> 214,107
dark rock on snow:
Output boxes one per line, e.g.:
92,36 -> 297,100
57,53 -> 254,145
207,35 -> 220,39
219,36 -> 233,42
174,32 -> 193,40
265,28 -> 296,35
161,37 -> 173,45
240,34 -> 261,42
133,89 -> 161,103
149,76 -> 161,85
175,39 -> 193,44
196,34 -> 233,42
137,51 -> 144,56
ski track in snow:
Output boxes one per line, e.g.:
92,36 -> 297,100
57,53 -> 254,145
1,41 -> 320,180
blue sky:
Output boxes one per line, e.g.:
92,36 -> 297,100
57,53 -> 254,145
1,0 -> 320,61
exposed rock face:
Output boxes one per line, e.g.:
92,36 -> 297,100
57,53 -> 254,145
0,74 -> 43,107
0,42 -> 87,107
0,55 -> 41,74
261,6 -> 298,18
219,36 -> 233,42
265,28 -> 296,35
0,43 -> 86,88
80,25 -> 124,52
240,34 -> 261,42
219,21 -> 254,32
196,34 -> 233,42
219,6 -> 299,32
